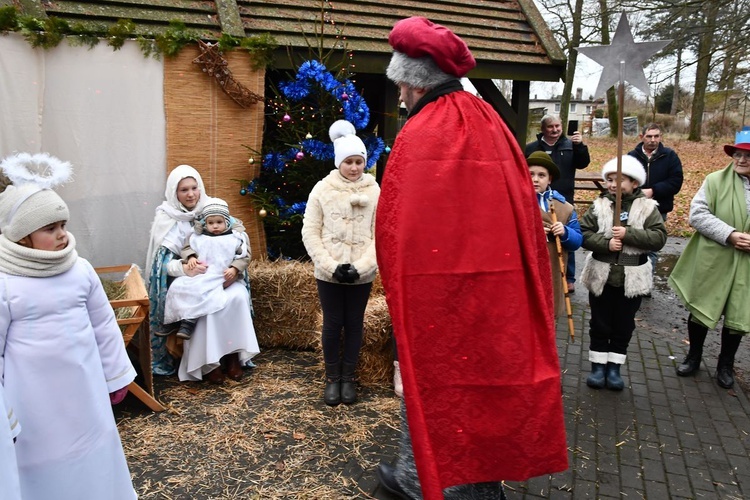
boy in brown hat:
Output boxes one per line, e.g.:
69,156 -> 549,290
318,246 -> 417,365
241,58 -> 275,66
527,151 -> 582,318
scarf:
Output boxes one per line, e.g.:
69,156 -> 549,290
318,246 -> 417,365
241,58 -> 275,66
0,232 -> 78,277
145,165 -> 207,281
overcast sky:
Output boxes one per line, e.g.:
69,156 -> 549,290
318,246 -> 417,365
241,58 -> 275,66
529,2 -> 694,102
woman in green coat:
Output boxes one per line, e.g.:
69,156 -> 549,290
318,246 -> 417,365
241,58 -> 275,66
669,128 -> 750,389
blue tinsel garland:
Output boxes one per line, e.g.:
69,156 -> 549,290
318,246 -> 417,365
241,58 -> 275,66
278,60 -> 370,129
253,59 -> 388,233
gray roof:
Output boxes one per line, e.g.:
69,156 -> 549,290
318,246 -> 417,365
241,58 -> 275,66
6,0 -> 565,80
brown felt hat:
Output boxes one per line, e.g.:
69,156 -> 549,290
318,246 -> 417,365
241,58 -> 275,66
526,151 -> 560,182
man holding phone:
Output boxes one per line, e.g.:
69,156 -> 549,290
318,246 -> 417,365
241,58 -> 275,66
525,114 -> 591,291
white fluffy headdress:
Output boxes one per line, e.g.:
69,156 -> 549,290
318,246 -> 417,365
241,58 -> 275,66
0,153 -> 73,242
601,156 -> 646,186
329,120 -> 367,168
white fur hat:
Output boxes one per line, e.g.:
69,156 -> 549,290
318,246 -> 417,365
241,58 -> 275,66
601,156 -> 646,186
329,120 -> 367,168
0,153 -> 72,242
386,51 -> 456,90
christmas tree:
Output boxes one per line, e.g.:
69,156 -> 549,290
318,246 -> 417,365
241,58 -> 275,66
241,58 -> 385,259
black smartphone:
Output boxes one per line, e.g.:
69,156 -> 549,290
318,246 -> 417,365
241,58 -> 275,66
567,120 -> 579,136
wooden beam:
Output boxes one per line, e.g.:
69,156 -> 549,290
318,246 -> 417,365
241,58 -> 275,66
469,79 -> 531,149
15,0 -> 46,18
379,81 -> 400,184
511,80 -> 531,147
470,78 -> 517,128
215,0 -> 244,37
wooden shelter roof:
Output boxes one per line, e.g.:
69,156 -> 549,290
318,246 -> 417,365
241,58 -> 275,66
6,0 -> 565,81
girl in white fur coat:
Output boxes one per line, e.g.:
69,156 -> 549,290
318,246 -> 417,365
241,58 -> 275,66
302,120 -> 380,406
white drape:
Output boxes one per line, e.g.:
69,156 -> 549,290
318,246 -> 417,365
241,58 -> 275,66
0,33 -> 165,268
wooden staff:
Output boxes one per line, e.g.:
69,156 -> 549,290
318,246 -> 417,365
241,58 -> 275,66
548,201 -> 575,341
614,64 -> 626,227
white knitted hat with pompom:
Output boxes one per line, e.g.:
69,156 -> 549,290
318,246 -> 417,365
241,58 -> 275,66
329,120 -> 367,168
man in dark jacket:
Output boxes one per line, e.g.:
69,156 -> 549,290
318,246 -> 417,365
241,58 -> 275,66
525,115 -> 591,203
627,123 -> 683,218
525,115 -> 591,290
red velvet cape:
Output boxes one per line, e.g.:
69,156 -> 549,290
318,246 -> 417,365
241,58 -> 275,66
376,91 -> 568,499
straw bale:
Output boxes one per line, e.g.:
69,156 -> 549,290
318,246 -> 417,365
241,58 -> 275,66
249,260 -> 321,350
358,296 -> 395,387
248,260 -> 394,386
312,295 -> 394,387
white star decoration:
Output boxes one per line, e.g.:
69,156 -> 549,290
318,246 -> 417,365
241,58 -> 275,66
576,13 -> 671,98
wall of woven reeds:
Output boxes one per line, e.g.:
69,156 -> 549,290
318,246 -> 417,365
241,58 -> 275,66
164,46 -> 266,258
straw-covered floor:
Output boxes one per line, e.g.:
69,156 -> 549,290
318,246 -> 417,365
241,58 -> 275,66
116,349 -> 401,499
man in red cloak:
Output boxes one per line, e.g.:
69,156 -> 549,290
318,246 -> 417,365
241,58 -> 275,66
375,17 -> 569,500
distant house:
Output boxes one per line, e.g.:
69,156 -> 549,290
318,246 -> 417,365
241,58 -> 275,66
529,88 -> 605,134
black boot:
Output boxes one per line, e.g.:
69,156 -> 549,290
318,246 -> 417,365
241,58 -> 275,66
605,363 -> 624,391
376,462 -> 413,500
586,363 -> 606,389
676,317 -> 708,377
717,327 -> 742,389
341,362 -> 358,404
324,362 -> 341,406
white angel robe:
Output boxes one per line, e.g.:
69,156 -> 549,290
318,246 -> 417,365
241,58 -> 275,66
164,231 -> 247,323
0,383 -> 21,500
0,259 -> 137,500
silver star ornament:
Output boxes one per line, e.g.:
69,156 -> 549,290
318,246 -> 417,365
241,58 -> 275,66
576,13 -> 671,98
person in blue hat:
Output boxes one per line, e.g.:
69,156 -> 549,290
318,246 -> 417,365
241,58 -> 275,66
669,127 -> 750,389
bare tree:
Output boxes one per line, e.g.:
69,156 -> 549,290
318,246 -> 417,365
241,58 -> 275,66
534,0 -> 601,128
688,0 -> 719,141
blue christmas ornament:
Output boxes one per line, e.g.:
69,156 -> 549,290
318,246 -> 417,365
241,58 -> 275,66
385,146 -> 391,153
240,188 -> 247,196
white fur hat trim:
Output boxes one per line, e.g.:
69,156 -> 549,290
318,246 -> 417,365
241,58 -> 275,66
601,156 -> 646,186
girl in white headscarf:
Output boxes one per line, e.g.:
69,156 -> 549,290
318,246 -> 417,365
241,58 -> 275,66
146,165 -> 259,382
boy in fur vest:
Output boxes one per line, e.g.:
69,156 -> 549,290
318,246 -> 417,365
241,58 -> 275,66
527,151 -> 583,317
580,156 -> 667,390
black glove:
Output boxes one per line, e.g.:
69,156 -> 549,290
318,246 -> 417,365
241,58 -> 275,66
345,265 -> 360,283
333,264 -> 351,283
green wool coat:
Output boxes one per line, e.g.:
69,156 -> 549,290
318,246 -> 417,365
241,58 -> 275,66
668,164 -> 750,332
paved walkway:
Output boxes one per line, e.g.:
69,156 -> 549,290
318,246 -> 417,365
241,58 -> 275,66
376,238 -> 750,499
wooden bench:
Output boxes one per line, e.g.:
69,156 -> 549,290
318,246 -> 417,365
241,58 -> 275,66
574,171 -> 606,205
96,265 -> 165,412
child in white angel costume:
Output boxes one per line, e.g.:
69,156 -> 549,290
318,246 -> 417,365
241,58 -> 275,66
0,153 -> 137,499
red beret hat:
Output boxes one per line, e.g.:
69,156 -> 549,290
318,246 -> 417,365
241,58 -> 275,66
388,17 -> 476,78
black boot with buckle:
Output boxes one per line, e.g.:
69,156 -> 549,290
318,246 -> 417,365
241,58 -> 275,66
716,327 -> 742,389
341,362 -> 358,405
324,362 -> 342,406
676,316 -> 708,377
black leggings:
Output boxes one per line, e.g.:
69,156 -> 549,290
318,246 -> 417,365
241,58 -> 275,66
317,279 -> 372,365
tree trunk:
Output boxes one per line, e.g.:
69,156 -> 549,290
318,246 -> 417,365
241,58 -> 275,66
670,48 -> 681,115
688,0 -> 719,141
560,0 -> 585,131
598,0 -> 618,137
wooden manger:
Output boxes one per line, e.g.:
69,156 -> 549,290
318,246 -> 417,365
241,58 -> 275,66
96,264 -> 165,412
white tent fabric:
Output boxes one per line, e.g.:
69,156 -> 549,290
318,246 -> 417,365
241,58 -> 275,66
0,33 -> 165,268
